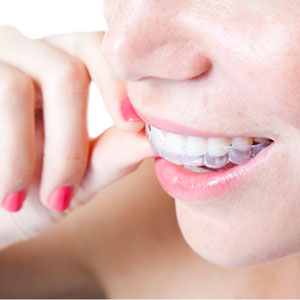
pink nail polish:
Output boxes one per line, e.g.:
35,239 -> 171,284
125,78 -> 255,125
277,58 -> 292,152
121,96 -> 142,122
3,190 -> 26,212
49,186 -> 73,211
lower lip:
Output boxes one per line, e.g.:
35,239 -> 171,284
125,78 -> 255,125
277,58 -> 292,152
154,144 -> 274,203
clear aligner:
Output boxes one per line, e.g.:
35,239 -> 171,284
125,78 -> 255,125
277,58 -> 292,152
145,124 -> 272,169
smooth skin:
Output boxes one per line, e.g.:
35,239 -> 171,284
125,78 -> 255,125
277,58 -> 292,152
1,159 -> 300,298
0,26 -> 148,212
2,0 -> 300,297
0,27 -> 154,247
103,0 -> 300,268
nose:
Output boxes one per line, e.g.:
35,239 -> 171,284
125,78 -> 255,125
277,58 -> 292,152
102,0 -> 211,81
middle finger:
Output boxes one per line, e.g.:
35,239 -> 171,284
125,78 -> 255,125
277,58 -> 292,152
0,26 -> 91,210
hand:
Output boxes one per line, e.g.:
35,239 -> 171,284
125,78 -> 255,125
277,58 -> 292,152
0,26 -> 154,249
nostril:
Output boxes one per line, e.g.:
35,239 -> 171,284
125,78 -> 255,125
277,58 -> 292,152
179,54 -> 212,81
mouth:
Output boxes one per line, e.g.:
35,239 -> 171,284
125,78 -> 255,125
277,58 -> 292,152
145,123 -> 274,203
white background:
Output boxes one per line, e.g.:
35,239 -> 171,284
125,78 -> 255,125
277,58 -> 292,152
0,0 -> 112,137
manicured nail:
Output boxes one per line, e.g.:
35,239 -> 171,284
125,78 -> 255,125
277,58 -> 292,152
3,190 -> 26,212
120,96 -> 142,122
48,186 -> 73,211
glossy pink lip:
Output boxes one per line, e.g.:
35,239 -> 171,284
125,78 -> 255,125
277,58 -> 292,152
154,143 -> 275,203
136,110 -> 273,139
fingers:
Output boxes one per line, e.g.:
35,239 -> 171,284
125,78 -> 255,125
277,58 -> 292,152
0,62 -> 35,212
39,58 -> 91,211
41,31 -> 145,132
0,26 -> 91,210
73,126 -> 156,205
0,27 -> 148,213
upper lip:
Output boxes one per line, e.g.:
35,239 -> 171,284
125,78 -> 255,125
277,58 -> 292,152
136,109 -> 275,140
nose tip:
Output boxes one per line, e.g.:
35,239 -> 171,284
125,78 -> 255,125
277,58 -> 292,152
102,1 -> 212,82
102,30 -> 212,82
102,30 -> 141,81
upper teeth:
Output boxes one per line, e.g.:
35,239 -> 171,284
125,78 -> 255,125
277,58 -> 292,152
146,124 -> 272,169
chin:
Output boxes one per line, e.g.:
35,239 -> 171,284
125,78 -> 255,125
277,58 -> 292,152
174,196 -> 300,269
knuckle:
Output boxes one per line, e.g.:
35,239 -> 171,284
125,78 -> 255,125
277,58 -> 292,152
83,31 -> 105,45
50,58 -> 89,87
73,31 -> 105,53
44,151 -> 87,169
64,156 -> 87,171
65,155 -> 87,170
13,154 -> 35,174
0,72 -> 34,102
14,159 -> 35,180
0,25 -> 19,35
0,26 -> 23,44
61,153 -> 86,164
0,156 -> 34,186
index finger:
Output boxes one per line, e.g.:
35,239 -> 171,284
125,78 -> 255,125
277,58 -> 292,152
40,32 -> 145,132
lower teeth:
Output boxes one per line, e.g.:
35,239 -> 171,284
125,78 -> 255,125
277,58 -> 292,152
184,165 -> 214,173
184,162 -> 238,173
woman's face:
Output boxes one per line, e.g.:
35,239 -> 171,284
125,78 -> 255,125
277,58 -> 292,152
102,0 -> 300,268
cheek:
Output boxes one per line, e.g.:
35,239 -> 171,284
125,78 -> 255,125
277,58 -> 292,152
226,41 -> 300,131
174,135 -> 300,268
211,17 -> 300,130
249,63 -> 300,130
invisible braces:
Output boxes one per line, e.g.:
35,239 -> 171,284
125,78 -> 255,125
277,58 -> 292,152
146,124 -> 273,169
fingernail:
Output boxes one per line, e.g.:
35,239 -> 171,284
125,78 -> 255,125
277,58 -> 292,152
3,190 -> 26,212
48,185 -> 73,211
120,96 -> 142,122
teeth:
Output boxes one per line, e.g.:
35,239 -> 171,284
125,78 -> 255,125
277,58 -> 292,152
164,132 -> 185,154
184,165 -> 214,173
185,136 -> 207,157
206,137 -> 231,157
145,124 -> 272,171
151,126 -> 166,143
229,137 -> 253,165
232,137 -> 253,150
161,132 -> 186,165
204,137 -> 231,168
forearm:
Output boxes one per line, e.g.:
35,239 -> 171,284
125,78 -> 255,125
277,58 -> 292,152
0,227 -> 101,298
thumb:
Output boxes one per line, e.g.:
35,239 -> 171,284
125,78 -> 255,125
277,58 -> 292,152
71,126 -> 155,207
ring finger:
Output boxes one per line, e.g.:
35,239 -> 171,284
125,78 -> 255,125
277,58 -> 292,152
0,61 -> 35,212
